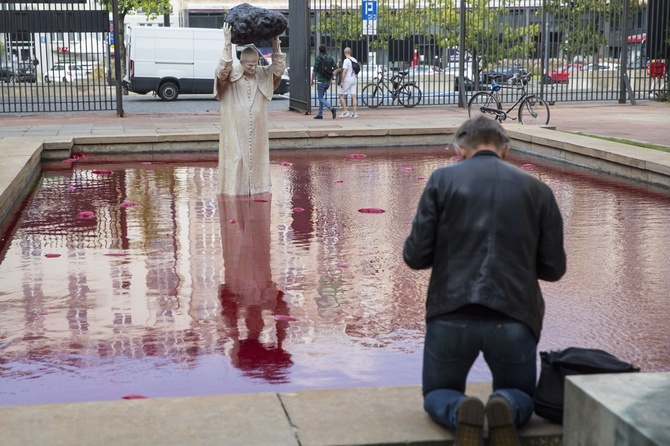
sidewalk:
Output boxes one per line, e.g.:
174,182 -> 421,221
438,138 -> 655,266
1,100 -> 669,148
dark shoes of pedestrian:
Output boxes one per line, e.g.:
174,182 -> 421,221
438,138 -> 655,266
454,397 -> 485,446
486,396 -> 520,446
331,108 -> 337,119
314,115 -> 323,119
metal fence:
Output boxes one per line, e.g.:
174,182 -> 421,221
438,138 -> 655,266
309,0 -> 670,108
0,0 -> 115,112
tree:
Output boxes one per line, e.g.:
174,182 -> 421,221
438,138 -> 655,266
547,0 -> 642,67
98,0 -> 171,78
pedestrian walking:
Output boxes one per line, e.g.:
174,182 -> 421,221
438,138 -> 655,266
338,47 -> 358,118
310,44 -> 337,119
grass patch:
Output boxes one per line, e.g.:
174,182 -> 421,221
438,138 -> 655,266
567,132 -> 670,154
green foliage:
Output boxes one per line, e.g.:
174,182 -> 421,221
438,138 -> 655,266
315,0 -> 539,62
547,0 -> 641,60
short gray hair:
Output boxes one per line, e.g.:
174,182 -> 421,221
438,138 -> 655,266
454,115 -> 510,153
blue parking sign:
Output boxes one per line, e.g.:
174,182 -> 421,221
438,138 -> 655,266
362,0 -> 377,20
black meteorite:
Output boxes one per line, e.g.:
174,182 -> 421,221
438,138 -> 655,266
224,3 -> 288,45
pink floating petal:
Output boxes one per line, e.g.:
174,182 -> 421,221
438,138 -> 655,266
253,199 -> 269,203
120,201 -> 140,208
293,207 -> 305,212
336,263 -> 348,269
142,162 -> 152,165
104,253 -> 126,257
358,208 -> 386,214
452,155 -> 461,161
146,170 -> 154,174
77,211 -> 95,219
122,395 -> 148,400
521,163 -> 535,169
417,177 -> 426,181
347,154 -> 366,159
229,219 -> 237,224
334,180 -> 344,183
279,162 -> 293,167
92,169 -> 113,175
274,315 -> 298,322
67,185 -> 76,191
62,158 -> 76,163
44,253 -> 61,258
38,311 -> 49,316
554,180 -> 562,184
399,167 -> 413,172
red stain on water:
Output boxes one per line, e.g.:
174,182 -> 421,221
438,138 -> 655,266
279,162 -> 293,167
92,170 -> 113,175
253,199 -> 269,203
347,154 -> 366,159
293,207 -> 305,213
122,395 -> 148,400
44,253 -> 61,258
358,208 -> 385,214
334,180 -> 344,183
522,163 -> 535,169
120,201 -> 140,208
399,167 -> 413,172
77,211 -> 95,219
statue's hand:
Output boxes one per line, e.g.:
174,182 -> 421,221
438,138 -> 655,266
222,23 -> 232,43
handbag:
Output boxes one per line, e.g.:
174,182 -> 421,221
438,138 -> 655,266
533,347 -> 640,423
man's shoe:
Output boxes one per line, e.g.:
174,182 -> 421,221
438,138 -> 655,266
314,115 -> 323,119
340,111 -> 350,118
331,108 -> 337,119
486,396 -> 520,446
454,397 -> 485,446
351,113 -> 358,118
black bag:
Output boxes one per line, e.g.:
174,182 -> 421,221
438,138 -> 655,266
351,60 -> 361,75
320,55 -> 336,80
534,347 -> 639,424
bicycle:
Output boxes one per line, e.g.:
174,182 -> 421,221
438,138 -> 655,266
467,73 -> 550,125
361,68 -> 423,108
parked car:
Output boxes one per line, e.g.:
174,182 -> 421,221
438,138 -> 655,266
16,64 -> 37,83
480,65 -> 529,85
275,68 -> 290,95
545,64 -> 582,84
0,67 -> 18,83
44,64 -> 87,83
582,62 -> 619,71
407,65 -> 441,77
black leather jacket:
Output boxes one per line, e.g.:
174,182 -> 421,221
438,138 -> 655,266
403,151 -> 566,340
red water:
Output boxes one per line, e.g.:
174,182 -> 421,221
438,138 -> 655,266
0,146 -> 669,407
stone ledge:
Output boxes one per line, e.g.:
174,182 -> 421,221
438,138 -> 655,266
564,372 -> 670,446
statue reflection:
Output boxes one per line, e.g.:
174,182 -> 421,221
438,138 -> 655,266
217,194 -> 292,383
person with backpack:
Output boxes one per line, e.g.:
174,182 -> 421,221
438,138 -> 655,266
310,44 -> 337,120
338,47 -> 359,118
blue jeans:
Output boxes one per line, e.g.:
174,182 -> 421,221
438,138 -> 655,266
422,318 -> 537,429
316,81 -> 333,116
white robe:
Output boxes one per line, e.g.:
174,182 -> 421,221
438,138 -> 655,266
215,52 -> 286,196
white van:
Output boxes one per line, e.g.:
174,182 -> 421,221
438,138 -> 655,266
124,26 -> 289,101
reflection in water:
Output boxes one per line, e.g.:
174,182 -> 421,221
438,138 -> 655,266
217,195 -> 292,383
0,147 -> 668,407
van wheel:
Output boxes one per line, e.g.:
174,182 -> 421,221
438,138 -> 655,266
158,82 -> 179,101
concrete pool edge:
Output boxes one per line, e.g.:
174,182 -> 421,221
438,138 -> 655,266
0,383 -> 562,446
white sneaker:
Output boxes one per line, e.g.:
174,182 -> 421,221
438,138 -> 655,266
340,111 -> 350,118
351,113 -> 358,118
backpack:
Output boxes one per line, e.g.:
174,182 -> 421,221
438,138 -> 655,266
320,55 -> 336,80
533,347 -> 639,424
351,59 -> 361,75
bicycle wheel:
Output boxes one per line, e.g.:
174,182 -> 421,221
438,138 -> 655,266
468,92 -> 502,119
518,95 -> 550,125
398,84 -> 422,108
361,84 -> 384,108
